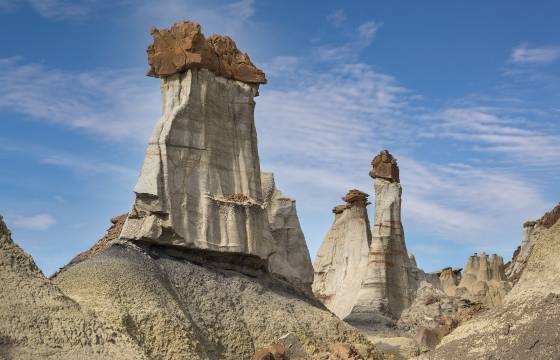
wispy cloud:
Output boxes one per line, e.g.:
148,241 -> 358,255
315,21 -> 382,62
11,213 -> 56,230
421,107 -> 560,168
0,57 -> 159,140
224,0 -> 255,22
510,44 -> 560,65
326,9 -> 347,27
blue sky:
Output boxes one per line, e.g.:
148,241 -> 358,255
1,0 -> 559,276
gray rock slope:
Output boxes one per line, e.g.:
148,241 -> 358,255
0,216 -> 145,360
53,240 -> 385,360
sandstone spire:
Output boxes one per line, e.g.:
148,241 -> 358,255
312,189 -> 372,319
120,21 -> 272,266
349,150 -> 424,320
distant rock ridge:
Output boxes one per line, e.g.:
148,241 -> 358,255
147,21 -> 266,84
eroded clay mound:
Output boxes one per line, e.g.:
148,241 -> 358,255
0,216 -> 145,360
147,21 -> 266,84
53,242 -> 386,360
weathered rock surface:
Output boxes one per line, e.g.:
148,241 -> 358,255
262,172 -> 314,291
120,66 -> 274,261
505,203 -> 560,284
0,216 -> 145,360
147,21 -> 266,84
437,267 -> 461,297
313,190 -> 372,319
452,253 -> 511,307
53,239 -> 386,360
349,151 -> 431,321
369,150 -> 399,183
418,205 -> 560,359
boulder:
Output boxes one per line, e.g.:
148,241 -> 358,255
146,21 -> 266,84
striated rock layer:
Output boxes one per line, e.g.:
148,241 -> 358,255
313,189 -> 372,319
349,150 -> 433,321
261,172 -> 314,290
120,67 -> 273,260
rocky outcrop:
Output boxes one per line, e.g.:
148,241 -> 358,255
349,150 -> 427,321
313,190 -> 372,319
438,267 -> 461,297
147,21 -> 266,84
261,172 -> 314,291
0,216 -> 145,359
506,203 -> 560,284
450,253 -> 511,307
418,205 -> 560,359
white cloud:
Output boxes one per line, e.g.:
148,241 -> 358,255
510,44 -> 560,65
224,0 -> 255,21
315,21 -> 382,62
11,214 -> 56,230
326,9 -> 347,27
0,58 -> 159,141
421,107 -> 560,168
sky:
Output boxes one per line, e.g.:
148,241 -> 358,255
1,0 -> 559,276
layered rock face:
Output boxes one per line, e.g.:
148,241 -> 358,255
0,216 -> 145,359
261,172 -> 314,290
121,22 -> 283,275
349,151 -> 424,320
313,190 -> 372,319
452,253 -> 511,306
438,267 -> 461,296
421,205 -> 560,359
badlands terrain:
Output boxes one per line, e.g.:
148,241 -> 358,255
1,21 -> 559,360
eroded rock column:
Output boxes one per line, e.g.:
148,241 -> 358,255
312,190 -> 372,319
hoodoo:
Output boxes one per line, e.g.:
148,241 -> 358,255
313,189 -> 372,319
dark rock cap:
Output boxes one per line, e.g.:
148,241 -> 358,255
146,21 -> 266,85
369,149 -> 400,183
343,189 -> 369,205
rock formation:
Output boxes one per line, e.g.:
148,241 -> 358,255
0,216 -> 145,359
313,189 -> 372,319
452,253 -> 511,306
120,21 -> 314,289
0,22 -> 389,360
261,172 -> 314,290
418,204 -> 560,359
438,267 -> 461,296
147,21 -> 266,84
506,203 -> 560,284
349,150 -> 430,321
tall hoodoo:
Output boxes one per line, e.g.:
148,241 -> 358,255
350,150 -> 418,319
312,189 -> 372,319
120,21 -> 306,283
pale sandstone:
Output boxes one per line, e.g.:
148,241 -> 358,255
312,190 -> 372,319
261,172 -> 314,290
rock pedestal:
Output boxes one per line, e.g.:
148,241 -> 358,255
312,190 -> 372,319
349,151 -> 420,319
121,22 -> 271,259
